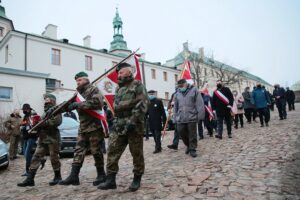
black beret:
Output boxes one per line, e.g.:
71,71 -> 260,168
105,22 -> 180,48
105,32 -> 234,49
22,103 -> 32,110
177,79 -> 187,85
116,62 -> 131,72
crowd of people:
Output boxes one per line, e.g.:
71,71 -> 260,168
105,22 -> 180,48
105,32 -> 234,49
2,62 -> 296,191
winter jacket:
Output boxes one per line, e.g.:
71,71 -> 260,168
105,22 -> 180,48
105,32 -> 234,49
212,86 -> 234,116
174,85 -> 205,124
148,98 -> 166,131
234,94 -> 245,114
252,88 -> 271,109
242,91 -> 255,109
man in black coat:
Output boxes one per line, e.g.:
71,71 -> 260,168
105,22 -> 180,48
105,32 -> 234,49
285,87 -> 295,111
212,80 -> 234,139
273,84 -> 287,120
147,90 -> 166,154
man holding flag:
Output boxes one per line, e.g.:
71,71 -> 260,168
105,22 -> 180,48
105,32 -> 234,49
59,72 -> 107,186
98,62 -> 149,192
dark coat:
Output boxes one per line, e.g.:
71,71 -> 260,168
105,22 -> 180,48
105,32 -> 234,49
148,98 -> 166,131
242,91 -> 255,109
285,89 -> 295,102
273,87 -> 286,102
212,86 -> 234,116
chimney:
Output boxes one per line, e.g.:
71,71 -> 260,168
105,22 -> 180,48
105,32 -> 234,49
42,24 -> 57,39
83,35 -> 91,48
199,47 -> 204,60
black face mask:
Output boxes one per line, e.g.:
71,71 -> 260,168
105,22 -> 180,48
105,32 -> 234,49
217,84 -> 222,89
44,102 -> 54,111
23,110 -> 31,116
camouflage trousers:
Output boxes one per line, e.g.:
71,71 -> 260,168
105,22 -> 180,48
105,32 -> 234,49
30,141 -> 61,171
9,134 -> 20,159
73,130 -> 104,168
106,132 -> 144,176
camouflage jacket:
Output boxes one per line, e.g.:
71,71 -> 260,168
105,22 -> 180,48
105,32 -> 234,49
38,107 -> 62,144
4,115 -> 21,136
113,79 -> 149,135
76,83 -> 104,134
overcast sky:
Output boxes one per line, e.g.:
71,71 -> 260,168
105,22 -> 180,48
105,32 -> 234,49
3,0 -> 300,87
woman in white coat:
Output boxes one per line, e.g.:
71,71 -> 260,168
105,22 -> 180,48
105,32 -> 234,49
233,90 -> 245,129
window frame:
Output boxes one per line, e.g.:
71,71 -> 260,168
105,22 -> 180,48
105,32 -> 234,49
51,48 -> 61,65
151,69 -> 156,79
85,55 -> 93,71
0,86 -> 13,101
163,71 -> 168,81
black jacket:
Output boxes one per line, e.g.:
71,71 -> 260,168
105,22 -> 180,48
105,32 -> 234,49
148,98 -> 166,131
285,90 -> 295,102
212,86 -> 234,116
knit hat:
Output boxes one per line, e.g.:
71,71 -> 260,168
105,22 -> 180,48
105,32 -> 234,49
177,79 -> 187,85
22,103 -> 32,110
74,71 -> 88,80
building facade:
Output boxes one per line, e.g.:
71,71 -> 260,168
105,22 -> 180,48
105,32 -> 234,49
0,5 -> 271,117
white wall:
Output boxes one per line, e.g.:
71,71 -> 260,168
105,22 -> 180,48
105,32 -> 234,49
0,74 -> 45,117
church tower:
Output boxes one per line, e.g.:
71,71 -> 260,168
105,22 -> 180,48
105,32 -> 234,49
109,8 -> 131,55
0,1 -> 14,41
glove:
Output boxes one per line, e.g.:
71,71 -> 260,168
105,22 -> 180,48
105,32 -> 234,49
45,107 -> 55,118
68,102 -> 79,111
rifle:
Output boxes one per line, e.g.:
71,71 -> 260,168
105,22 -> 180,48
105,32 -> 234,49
29,48 -> 140,134
28,93 -> 77,134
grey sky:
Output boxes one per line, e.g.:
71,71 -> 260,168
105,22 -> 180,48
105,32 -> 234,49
3,0 -> 300,86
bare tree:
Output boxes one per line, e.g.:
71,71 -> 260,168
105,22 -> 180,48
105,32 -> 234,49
187,50 -> 211,89
214,63 -> 244,86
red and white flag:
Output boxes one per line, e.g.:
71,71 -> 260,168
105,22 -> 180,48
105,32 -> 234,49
179,60 -> 194,85
75,93 -> 109,134
95,53 -> 142,112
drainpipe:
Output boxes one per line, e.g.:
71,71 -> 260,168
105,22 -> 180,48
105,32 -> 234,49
141,61 -> 146,87
24,33 -> 28,71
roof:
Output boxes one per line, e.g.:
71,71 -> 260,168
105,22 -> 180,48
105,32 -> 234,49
168,50 -> 271,86
0,67 -> 49,79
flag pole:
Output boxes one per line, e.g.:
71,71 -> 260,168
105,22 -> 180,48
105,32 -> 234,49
92,48 -> 140,84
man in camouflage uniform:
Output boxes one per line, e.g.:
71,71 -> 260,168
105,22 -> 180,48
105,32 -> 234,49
17,94 -> 62,187
59,71 -> 106,186
4,109 -> 22,160
98,62 -> 149,192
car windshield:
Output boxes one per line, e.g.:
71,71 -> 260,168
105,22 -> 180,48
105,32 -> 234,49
59,117 -> 79,130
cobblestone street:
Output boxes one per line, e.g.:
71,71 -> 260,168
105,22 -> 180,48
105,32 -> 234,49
0,105 -> 299,200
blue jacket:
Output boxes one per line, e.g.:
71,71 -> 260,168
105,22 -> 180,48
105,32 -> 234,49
252,88 -> 271,109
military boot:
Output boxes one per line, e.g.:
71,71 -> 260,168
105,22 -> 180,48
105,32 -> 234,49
17,169 -> 37,187
97,173 -> 117,190
49,170 -> 62,186
129,174 -> 142,192
93,167 -> 106,186
59,165 -> 81,185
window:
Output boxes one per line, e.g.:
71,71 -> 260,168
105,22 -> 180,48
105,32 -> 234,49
51,48 -> 61,65
151,69 -> 156,79
0,27 -> 4,37
5,45 -> 8,63
0,87 -> 13,101
163,71 -> 168,81
165,92 -> 169,100
204,68 -> 207,76
85,56 -> 93,71
175,74 -> 178,82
